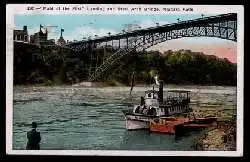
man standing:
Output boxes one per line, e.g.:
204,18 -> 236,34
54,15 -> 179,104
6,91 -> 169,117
26,122 -> 41,150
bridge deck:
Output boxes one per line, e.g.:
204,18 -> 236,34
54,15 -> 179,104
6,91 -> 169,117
66,13 -> 237,45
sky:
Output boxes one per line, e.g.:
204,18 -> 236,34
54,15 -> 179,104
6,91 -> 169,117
14,14 -> 237,63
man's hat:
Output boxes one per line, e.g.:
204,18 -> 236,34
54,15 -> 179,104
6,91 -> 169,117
32,122 -> 37,128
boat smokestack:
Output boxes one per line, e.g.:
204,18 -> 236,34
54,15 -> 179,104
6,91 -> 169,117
158,80 -> 164,103
140,96 -> 145,106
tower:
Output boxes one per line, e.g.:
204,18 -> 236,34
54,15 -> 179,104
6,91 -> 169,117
23,26 -> 27,34
23,25 -> 28,42
57,28 -> 66,45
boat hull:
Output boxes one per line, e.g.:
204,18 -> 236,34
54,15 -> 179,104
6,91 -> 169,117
149,123 -> 176,134
149,117 -> 218,135
124,114 -> 152,130
125,119 -> 149,130
193,117 -> 218,124
149,117 -> 189,134
175,117 -> 218,134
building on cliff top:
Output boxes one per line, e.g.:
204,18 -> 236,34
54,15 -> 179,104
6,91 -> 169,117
13,26 -> 29,42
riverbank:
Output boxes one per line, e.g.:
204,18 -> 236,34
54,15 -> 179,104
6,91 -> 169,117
14,81 -> 237,89
191,111 -> 236,151
13,80 -> 126,88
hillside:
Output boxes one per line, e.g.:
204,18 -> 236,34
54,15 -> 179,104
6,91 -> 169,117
13,42 -> 237,86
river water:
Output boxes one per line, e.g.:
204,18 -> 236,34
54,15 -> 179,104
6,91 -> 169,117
12,85 -> 237,150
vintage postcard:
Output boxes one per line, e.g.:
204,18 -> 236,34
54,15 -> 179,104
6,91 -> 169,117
6,4 -> 244,156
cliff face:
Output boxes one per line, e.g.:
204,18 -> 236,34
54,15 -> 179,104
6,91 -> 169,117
13,42 -> 237,86
14,42 -> 90,85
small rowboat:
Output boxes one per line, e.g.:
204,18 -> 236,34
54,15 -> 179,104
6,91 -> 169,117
193,116 -> 218,124
183,123 -> 209,128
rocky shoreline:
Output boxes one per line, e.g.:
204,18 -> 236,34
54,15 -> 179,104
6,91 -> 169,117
192,112 -> 236,151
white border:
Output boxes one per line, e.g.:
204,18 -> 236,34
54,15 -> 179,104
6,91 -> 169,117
6,4 -> 244,156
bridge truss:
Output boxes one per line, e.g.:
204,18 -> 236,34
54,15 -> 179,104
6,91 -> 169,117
45,13 -> 237,81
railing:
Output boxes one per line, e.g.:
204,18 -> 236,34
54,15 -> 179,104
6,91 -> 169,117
65,13 -> 236,46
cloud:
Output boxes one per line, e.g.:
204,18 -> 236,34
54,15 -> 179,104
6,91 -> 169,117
64,26 -> 118,41
136,20 -> 169,29
121,19 -> 169,32
27,27 -> 40,35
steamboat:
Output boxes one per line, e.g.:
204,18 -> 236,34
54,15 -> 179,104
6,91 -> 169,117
122,78 -> 191,130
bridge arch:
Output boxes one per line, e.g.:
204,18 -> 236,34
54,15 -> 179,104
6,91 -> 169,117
142,35 -> 237,53
61,13 -> 237,81
88,29 -> 237,81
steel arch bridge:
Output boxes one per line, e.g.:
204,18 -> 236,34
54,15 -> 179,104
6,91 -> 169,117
59,13 -> 237,81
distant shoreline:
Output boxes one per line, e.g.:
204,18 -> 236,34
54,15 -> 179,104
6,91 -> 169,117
13,82 -> 237,89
